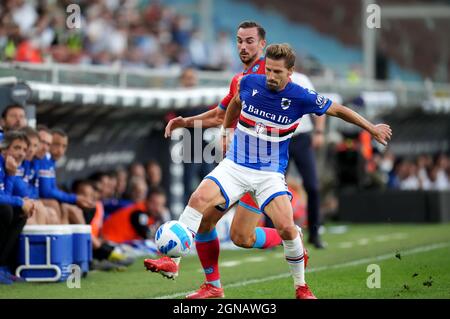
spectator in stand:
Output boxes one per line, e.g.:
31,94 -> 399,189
146,160 -> 163,188
129,177 -> 148,203
129,162 -> 146,180
102,187 -> 170,244
72,179 -> 134,270
115,166 -> 128,199
90,171 -> 132,219
434,153 -> 449,188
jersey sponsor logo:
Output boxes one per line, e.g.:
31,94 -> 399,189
252,89 -> 259,96
281,98 -> 291,110
39,169 -> 55,178
244,101 -> 294,125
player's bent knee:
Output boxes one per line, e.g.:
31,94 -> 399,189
188,191 -> 211,211
230,230 -> 254,248
277,225 -> 298,240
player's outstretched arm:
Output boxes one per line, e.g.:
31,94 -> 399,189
325,102 -> 392,146
164,108 -> 225,138
222,93 -> 242,129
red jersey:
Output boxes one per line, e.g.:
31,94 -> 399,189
218,57 -> 266,128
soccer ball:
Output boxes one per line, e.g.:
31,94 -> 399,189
155,221 -> 193,258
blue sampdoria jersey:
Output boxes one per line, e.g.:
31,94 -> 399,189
226,74 -> 332,173
35,153 -> 77,204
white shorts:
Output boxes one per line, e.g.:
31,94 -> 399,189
204,159 -> 291,212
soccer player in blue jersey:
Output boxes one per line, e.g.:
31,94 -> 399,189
152,43 -> 391,299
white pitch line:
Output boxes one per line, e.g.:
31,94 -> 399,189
154,242 -> 450,299
357,238 -> 370,246
221,261 -> 242,267
243,256 -> 267,263
338,242 -> 354,249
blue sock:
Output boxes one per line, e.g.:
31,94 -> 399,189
252,227 -> 266,248
207,279 -> 222,288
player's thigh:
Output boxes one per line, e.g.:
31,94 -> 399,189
254,173 -> 295,232
189,178 -> 228,209
195,160 -> 248,210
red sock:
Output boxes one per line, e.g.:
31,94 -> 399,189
195,229 -> 221,286
253,227 -> 282,249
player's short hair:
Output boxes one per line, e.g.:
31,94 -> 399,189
0,130 -> 30,150
37,124 -> 52,135
72,179 -> 94,193
147,186 -> 166,199
52,127 -> 68,138
1,104 -> 25,119
238,21 -> 266,40
20,126 -> 39,140
265,43 -> 296,69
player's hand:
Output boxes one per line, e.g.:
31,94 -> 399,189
164,116 -> 187,138
22,199 -> 36,218
5,155 -> 19,175
371,124 -> 392,146
312,132 -> 325,149
76,195 -> 96,209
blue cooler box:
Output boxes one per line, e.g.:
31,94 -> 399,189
16,225 -> 73,282
68,225 -> 92,275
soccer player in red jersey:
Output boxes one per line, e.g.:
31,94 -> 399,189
144,21 -> 306,299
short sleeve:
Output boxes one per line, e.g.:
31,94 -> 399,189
298,87 -> 332,116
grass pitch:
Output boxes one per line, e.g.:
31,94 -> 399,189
1,223 -> 450,299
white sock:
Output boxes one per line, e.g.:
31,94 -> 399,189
168,206 -> 203,265
171,257 -> 181,265
178,206 -> 203,237
283,235 -> 305,287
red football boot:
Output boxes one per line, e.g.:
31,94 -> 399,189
295,284 -> 317,299
186,283 -> 225,299
144,256 -> 179,279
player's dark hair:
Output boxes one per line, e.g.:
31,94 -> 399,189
238,21 -> 266,40
0,130 -> 30,149
51,127 -> 68,138
1,104 -> 25,119
265,43 -> 296,69
20,126 -> 39,140
72,179 -> 94,193
147,186 -> 166,199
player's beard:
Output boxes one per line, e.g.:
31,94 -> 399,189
266,80 -> 279,91
239,51 -> 258,65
